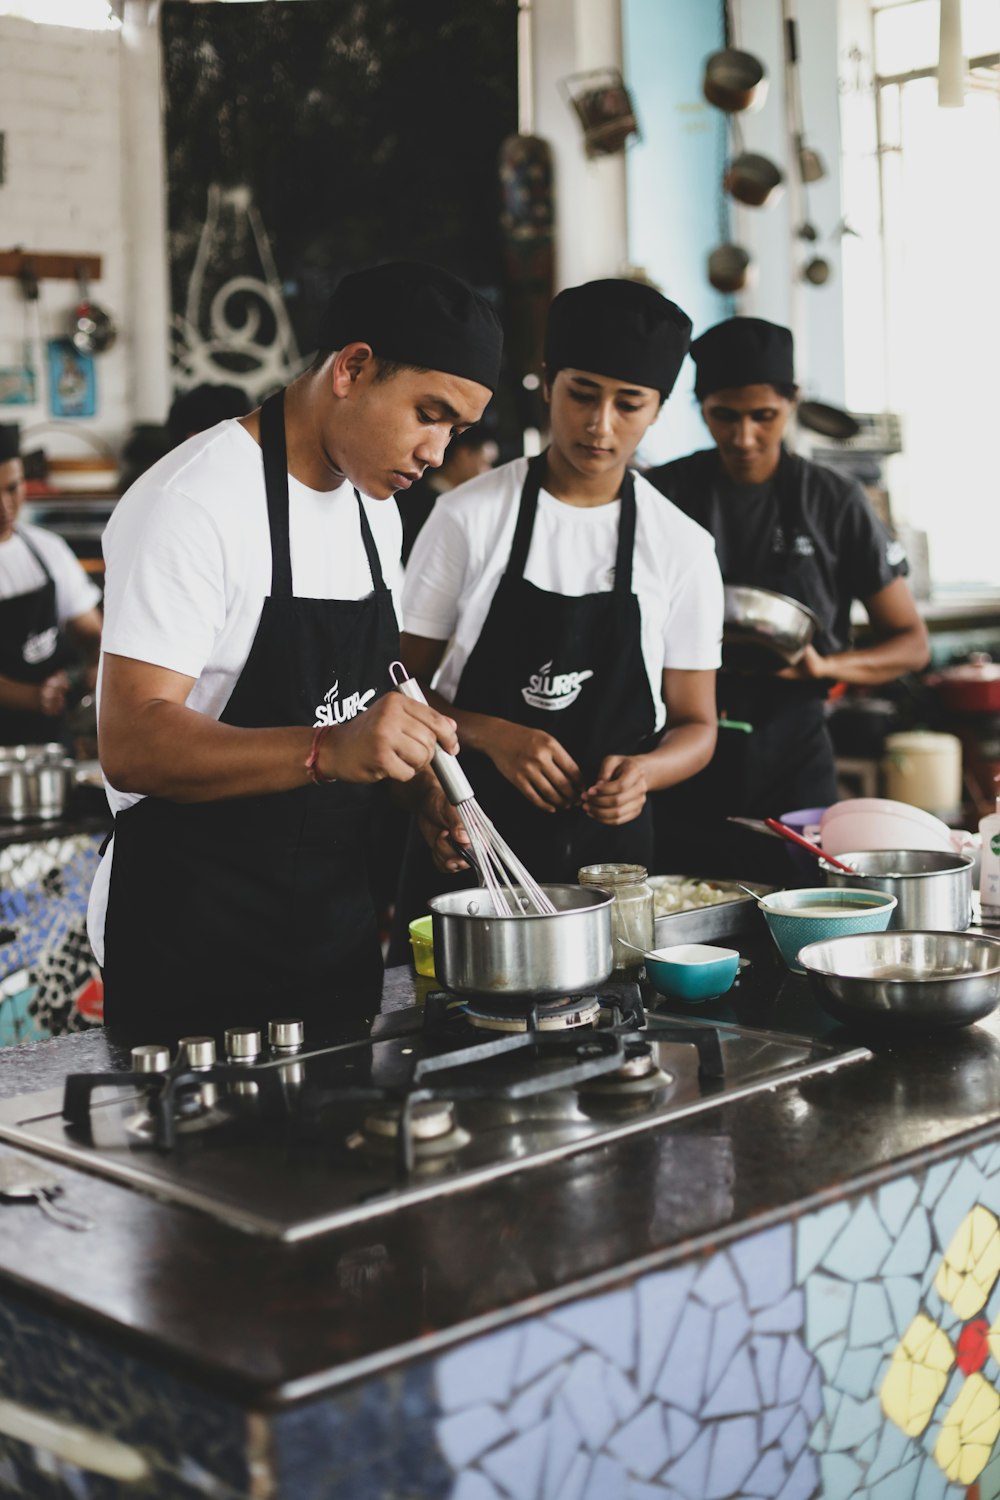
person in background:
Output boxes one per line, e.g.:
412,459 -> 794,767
0,424 -> 103,746
89,262 -> 502,1040
645,316 -> 929,881
397,424 -> 498,564
166,383 -> 252,450
390,278 -> 724,953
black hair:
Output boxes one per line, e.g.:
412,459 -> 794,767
167,384 -> 251,448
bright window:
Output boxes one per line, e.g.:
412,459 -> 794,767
0,0 -> 120,28
871,0 -> 1000,588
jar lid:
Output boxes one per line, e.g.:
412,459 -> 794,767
578,862 -> 648,886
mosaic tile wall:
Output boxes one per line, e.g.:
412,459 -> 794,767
428,1143 -> 1000,1500
0,833 -> 104,1043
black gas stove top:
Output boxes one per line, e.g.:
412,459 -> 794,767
0,985 -> 869,1241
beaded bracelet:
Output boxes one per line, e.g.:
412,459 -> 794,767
304,724 -> 336,785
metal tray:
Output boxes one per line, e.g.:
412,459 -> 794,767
651,875 -> 773,946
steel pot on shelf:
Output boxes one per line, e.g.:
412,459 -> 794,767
0,755 -> 74,821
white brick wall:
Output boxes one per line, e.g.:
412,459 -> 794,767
0,13 -> 133,458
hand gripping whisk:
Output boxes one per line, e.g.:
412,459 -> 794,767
390,663 -> 556,916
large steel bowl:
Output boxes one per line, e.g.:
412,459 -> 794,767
723,584 -> 819,672
798,930 -> 1000,1032
819,849 -> 973,932
428,884 -> 614,999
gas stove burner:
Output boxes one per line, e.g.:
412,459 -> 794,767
462,995 -> 602,1033
124,1085 -> 230,1142
577,1044 -> 673,1112
348,1099 -> 471,1160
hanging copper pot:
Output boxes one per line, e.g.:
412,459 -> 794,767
707,243 -> 753,293
724,152 -> 784,208
702,49 -> 769,113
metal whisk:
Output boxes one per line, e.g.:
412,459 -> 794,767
390,664 -> 556,916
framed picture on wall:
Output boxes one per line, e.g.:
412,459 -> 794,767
47,339 -> 96,419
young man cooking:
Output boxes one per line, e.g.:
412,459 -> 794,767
645,316 -> 929,880
390,278 -> 724,950
0,424 -> 103,745
90,262 -> 502,1038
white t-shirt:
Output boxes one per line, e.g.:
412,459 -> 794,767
402,458 -> 723,730
88,417 -> 403,963
0,523 -> 101,625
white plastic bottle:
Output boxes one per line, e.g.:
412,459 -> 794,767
980,797 -> 1000,922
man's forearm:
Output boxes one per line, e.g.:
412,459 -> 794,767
100,698 -> 315,803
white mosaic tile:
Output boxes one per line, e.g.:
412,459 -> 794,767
664,1406 -> 699,1462
692,1252 -> 743,1310
912,1454 -> 953,1500
663,1425 -> 713,1500
551,1450 -> 590,1500
804,1272 -> 853,1348
541,1395 -> 580,1500
931,1157 -> 992,1252
480,1423 -> 548,1500
795,1202 -> 852,1284
760,1402 -> 797,1449
562,1353 -> 618,1453
881,1206 -> 933,1278
865,1419 -> 913,1486
775,1448 -> 818,1500
744,1445 -> 789,1499
731,1227 -> 793,1313
754,1291 -> 803,1336
703,1415 -> 758,1498
876,1178 -> 919,1238
604,1365 -> 642,1428
507,1367 -> 567,1433
827,1392 -> 882,1453
653,1300 -> 713,1415
869,1460 -> 921,1500
749,1335 -> 783,1407
516,1324 -> 580,1389
636,1266 -> 698,1399
606,1403 -> 669,1481
819,1451 -> 864,1500
834,1347 -> 883,1402
702,1345 -> 759,1419
581,1453 -> 628,1500
450,1473 -> 504,1500
438,1328 -> 524,1412
550,1290 -> 635,1372
822,1198 -> 893,1281
705,1301 -> 751,1394
848,1282 -> 895,1349
921,1160 -> 957,1211
883,1275 -> 922,1338
779,1408 -> 810,1465
438,1404 -> 512,1468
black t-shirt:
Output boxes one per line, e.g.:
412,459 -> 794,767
645,448 -> 908,654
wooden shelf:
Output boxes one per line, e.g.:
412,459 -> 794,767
0,250 -> 102,282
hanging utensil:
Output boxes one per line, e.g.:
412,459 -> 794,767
69,266 -> 116,355
707,243 -> 753,293
764,818 -> 857,875
796,400 -> 860,441
702,47 -> 769,114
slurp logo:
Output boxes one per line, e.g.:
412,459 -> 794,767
314,677 -> 377,728
521,660 -> 594,712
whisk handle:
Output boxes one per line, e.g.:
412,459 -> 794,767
393,672 -> 474,806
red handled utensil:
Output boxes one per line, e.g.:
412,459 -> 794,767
763,818 -> 856,875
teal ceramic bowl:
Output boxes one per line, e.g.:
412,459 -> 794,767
759,887 -> 897,974
644,943 -> 741,1003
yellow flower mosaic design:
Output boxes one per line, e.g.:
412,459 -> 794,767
880,1204 -> 1000,1484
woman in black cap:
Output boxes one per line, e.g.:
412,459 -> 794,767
646,316 -> 929,880
91,261 -> 503,1038
391,278 -> 724,943
0,424 -> 103,746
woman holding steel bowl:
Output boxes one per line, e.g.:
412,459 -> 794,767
646,317 -> 929,882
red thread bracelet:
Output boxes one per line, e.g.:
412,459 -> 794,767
305,725 -> 336,785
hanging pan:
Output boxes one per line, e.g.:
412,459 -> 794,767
69,267 -> 117,356
702,49 -> 769,113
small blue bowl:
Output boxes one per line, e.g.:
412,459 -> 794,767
759,887 -> 897,974
645,943 -> 741,1004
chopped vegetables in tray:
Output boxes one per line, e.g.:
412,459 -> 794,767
649,877 -> 744,917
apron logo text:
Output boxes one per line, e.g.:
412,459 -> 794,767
521,660 -> 594,712
314,678 -> 377,728
22,627 -> 58,665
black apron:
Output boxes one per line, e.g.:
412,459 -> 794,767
653,450 -> 838,881
0,527 -> 70,745
389,454 -> 658,956
101,391 -> 400,1038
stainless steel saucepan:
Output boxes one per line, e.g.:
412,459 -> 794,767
428,884 -> 614,999
819,849 -> 974,932
0,752 -> 74,821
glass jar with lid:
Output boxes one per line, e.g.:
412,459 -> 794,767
578,863 -> 654,979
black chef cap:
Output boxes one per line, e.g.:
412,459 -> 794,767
316,262 -> 503,394
692,317 -> 795,400
0,424 -> 21,463
543,279 -> 692,399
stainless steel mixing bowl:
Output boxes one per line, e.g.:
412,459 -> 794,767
723,584 -> 819,670
798,930 -> 1000,1032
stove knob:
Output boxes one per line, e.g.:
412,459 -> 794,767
178,1035 -> 216,1069
268,1017 -> 304,1052
224,1027 -> 261,1062
131,1044 -> 170,1074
